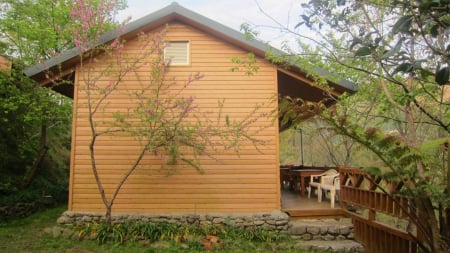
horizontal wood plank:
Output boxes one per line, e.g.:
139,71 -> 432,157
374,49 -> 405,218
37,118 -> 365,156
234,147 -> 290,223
69,21 -> 279,214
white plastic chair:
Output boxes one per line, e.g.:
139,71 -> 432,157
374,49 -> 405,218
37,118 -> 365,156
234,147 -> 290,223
318,175 -> 340,208
306,169 -> 339,205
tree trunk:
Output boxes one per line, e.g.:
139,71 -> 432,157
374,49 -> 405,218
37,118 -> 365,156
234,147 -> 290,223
417,197 -> 446,253
21,123 -> 47,188
105,204 -> 112,223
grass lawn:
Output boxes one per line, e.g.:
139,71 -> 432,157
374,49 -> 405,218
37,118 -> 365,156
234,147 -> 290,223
0,206 -> 330,253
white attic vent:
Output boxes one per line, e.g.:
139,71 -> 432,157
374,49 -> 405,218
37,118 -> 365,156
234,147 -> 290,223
164,41 -> 189,65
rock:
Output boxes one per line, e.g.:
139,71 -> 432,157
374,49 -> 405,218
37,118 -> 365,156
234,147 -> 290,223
300,233 -> 313,240
336,235 -> 347,240
347,232 -> 355,240
289,225 -> 307,235
200,220 -> 211,226
320,225 -> 329,235
328,226 -> 339,235
339,226 -> 351,235
262,224 -> 276,230
81,216 -> 92,222
52,226 -> 63,238
254,220 -> 265,226
277,224 -> 289,231
296,240 -> 364,252
57,215 -> 72,224
275,220 -> 288,226
243,216 -> 253,222
307,226 -> 321,235
243,221 -> 254,227
266,219 -> 276,225
271,210 -> 289,221
212,218 -> 224,224
323,234 -> 335,241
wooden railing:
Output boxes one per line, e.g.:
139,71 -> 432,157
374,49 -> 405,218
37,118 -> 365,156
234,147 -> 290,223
339,167 -> 419,253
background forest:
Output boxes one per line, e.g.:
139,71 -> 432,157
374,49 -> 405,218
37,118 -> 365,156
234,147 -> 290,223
0,0 -> 125,216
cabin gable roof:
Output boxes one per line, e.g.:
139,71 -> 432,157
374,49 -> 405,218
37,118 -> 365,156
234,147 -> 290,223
24,2 -> 356,97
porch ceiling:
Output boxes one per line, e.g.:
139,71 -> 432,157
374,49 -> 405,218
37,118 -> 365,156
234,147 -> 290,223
277,69 -> 339,131
278,70 -> 328,103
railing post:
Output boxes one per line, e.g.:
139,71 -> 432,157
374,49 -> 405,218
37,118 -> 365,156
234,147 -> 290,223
367,174 -> 376,221
339,167 -> 345,208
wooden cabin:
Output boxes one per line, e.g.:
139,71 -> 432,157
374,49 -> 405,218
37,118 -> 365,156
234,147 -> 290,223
24,3 -> 356,215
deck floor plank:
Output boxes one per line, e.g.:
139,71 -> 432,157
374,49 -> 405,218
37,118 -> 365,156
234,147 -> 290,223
281,189 -> 344,218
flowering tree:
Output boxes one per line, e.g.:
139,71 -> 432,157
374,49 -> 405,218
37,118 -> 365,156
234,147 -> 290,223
69,0 -> 269,222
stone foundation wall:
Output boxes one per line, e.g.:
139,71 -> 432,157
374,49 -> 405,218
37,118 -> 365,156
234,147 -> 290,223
288,219 -> 355,241
56,210 -> 290,232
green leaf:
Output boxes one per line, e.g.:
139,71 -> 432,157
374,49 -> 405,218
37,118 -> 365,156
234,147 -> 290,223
419,1 -> 439,12
392,62 -> 413,75
362,166 -> 382,176
392,15 -> 413,34
412,59 -> 426,69
435,66 -> 449,85
430,24 -> 440,37
420,137 -> 450,156
349,38 -> 363,50
355,46 -> 371,56
381,39 -> 403,59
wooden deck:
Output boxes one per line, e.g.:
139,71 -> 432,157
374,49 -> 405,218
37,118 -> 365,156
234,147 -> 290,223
281,189 -> 345,218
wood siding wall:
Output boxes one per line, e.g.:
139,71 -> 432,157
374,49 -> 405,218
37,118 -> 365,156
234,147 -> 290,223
69,22 -> 280,214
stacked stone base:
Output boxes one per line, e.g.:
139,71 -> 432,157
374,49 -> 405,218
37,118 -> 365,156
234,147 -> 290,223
288,218 -> 355,241
289,219 -> 364,252
56,210 -> 290,232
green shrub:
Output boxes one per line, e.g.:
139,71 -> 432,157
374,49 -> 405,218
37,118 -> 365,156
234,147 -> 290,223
73,221 -> 289,245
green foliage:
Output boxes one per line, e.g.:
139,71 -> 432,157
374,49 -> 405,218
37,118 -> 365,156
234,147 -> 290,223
436,67 -> 449,86
295,0 -> 450,135
279,129 -> 302,165
240,22 -> 259,41
249,0 -> 450,251
0,0 -> 127,65
230,53 -> 260,76
0,0 -> 72,65
0,67 -> 71,207
73,221 -> 289,245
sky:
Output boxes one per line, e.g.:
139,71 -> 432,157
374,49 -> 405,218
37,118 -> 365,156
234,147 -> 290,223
117,0 -> 305,49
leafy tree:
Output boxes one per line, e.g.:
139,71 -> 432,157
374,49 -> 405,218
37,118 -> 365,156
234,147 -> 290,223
0,0 -> 74,201
0,0 -> 126,65
0,0 -> 72,65
0,64 -> 72,206
270,0 -> 449,252
0,0 -> 124,209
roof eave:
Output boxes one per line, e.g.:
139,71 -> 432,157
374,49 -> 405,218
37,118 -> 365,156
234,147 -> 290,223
24,2 -> 357,94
